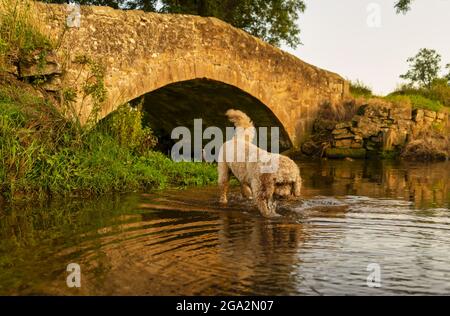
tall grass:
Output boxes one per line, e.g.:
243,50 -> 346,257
349,80 -> 373,98
385,94 -> 444,112
389,79 -> 450,109
0,79 -> 217,201
0,0 -> 51,69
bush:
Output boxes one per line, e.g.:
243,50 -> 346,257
385,94 -> 443,112
389,79 -> 449,109
98,103 -> 158,155
349,80 -> 373,98
0,79 -> 218,201
0,0 -> 52,68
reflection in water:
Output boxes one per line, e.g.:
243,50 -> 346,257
0,160 -> 449,295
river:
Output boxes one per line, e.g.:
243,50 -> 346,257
1,160 -> 449,295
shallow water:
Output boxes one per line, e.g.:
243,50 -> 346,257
1,160 -> 450,296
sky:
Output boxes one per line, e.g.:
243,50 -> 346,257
282,0 -> 450,95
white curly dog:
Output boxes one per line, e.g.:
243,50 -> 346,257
218,109 -> 302,218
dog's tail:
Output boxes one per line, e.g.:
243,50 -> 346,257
226,109 -> 255,142
226,109 -> 254,129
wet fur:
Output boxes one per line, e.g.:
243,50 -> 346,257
218,110 -> 302,218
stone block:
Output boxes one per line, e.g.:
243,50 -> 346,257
335,122 -> 352,129
413,109 -> 424,122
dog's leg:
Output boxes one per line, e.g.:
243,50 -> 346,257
252,177 -> 279,218
241,184 -> 253,200
218,162 -> 230,205
293,175 -> 302,197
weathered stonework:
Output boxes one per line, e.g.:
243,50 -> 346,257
329,100 -> 448,155
38,3 -> 348,148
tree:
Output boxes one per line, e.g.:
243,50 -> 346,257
41,0 -> 416,47
40,0 -> 158,10
395,0 -> 413,14
445,64 -> 450,83
400,48 -> 442,89
160,0 -> 306,48
41,0 -> 306,48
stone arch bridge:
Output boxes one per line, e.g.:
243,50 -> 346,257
39,3 -> 348,149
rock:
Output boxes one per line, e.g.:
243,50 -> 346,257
4,63 -> 19,76
326,148 -> 367,159
314,119 -> 336,132
390,105 -> 412,121
354,120 -> 381,138
301,140 -> 320,156
424,116 -> 435,124
413,109 -> 424,122
335,122 -> 352,129
424,110 -> 437,120
19,50 -> 62,78
334,133 -> 355,140
351,141 -> 364,149
352,115 -> 362,124
332,128 -> 349,135
370,135 -> 383,143
334,139 -> 353,148
437,112 -> 446,120
397,120 -> 412,131
358,102 -> 390,118
41,75 -> 62,92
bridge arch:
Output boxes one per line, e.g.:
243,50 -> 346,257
40,3 -> 348,148
128,78 -> 293,153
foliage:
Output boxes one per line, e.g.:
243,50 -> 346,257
395,0 -> 413,13
42,0 -> 306,48
349,80 -> 373,98
389,79 -> 450,108
98,103 -> 158,155
446,64 -> 450,83
40,0 -> 423,47
384,94 -> 444,112
0,0 -> 52,69
400,48 -> 442,89
0,81 -> 217,201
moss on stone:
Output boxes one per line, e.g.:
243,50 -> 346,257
326,148 -> 367,159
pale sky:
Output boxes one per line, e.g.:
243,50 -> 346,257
282,0 -> 450,95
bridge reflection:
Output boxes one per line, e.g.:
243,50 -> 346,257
301,160 -> 450,209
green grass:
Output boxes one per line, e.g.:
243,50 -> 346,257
388,79 -> 450,109
325,148 -> 367,159
384,94 -> 444,112
349,80 -> 373,98
0,0 -> 52,70
0,82 -> 218,202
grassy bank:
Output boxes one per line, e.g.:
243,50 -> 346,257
0,0 -> 217,202
0,76 -> 217,202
